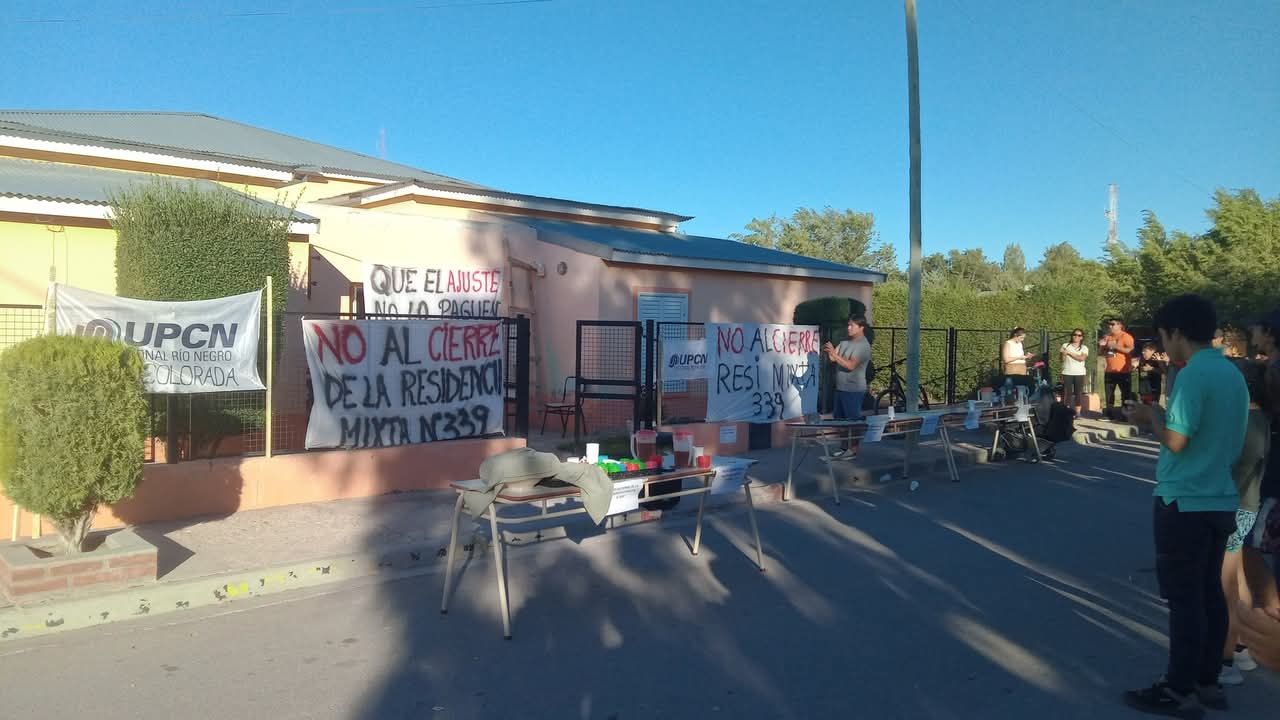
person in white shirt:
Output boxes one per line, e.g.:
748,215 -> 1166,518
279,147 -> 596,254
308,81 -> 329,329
1060,328 -> 1089,416
1002,327 -> 1034,378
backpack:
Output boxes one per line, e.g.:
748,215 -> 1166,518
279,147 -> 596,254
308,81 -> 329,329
1042,402 -> 1076,442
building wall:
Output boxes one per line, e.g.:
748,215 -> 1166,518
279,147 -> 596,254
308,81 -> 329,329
0,160 -> 880,531
0,435 -> 525,540
597,261 -> 872,325
0,220 -> 117,305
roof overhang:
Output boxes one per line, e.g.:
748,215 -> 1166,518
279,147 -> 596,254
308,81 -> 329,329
0,195 -> 319,235
604,251 -> 884,283
0,132 -> 294,184
0,130 -> 434,189
337,181 -> 692,231
501,216 -> 884,284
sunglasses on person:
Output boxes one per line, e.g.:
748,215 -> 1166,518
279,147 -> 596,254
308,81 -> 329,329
1072,333 -> 1084,338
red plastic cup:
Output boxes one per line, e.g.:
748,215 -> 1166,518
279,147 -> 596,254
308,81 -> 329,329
696,455 -> 712,469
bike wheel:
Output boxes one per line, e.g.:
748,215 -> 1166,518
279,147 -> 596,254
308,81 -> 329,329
876,389 -> 905,415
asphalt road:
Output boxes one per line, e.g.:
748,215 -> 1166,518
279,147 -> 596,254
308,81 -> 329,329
2,438 -> 1278,719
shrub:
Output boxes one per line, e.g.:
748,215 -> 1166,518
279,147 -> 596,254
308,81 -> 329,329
0,335 -> 147,553
111,178 -> 292,455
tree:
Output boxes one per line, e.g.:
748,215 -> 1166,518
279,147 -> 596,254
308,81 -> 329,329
995,243 -> 1027,290
110,179 -> 294,457
1102,191 -> 1280,328
732,207 -> 898,274
0,336 -> 146,553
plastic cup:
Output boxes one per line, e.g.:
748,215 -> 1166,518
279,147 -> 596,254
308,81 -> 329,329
585,443 -> 600,463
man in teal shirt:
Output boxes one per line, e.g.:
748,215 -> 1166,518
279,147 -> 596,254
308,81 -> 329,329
1123,294 -> 1248,718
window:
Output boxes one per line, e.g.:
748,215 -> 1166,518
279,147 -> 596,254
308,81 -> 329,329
348,282 -> 365,318
638,291 -> 690,391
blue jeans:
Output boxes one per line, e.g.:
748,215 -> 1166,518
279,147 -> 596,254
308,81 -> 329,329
834,391 -> 864,421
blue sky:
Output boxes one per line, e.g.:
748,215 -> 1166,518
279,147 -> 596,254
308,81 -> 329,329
3,0 -> 1277,269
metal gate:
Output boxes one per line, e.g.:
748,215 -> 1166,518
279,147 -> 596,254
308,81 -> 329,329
574,320 -> 643,445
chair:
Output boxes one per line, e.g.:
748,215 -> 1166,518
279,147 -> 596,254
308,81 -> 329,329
542,376 -> 586,437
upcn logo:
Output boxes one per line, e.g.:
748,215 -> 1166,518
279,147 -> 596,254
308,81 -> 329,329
74,319 -> 239,349
668,352 -> 707,369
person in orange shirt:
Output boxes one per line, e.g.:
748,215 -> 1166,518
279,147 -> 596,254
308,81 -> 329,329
1100,318 -> 1136,413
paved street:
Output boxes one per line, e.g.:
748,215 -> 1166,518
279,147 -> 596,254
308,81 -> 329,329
2,438 -> 1278,719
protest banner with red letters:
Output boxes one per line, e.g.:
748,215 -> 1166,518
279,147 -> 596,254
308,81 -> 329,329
302,318 -> 506,449
362,263 -> 502,318
706,323 -> 819,422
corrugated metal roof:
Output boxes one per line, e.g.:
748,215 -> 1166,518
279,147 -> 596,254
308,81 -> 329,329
0,111 -> 486,189
0,156 -> 318,221
343,179 -> 692,224
509,216 -> 885,282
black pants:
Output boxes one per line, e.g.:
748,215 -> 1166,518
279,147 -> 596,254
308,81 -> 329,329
1152,498 -> 1235,692
1061,374 -> 1085,408
1103,371 -> 1132,409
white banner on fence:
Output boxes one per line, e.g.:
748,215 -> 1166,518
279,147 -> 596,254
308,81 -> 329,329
362,262 -> 502,318
301,318 -> 506,449
50,283 -> 264,394
705,323 -> 819,423
661,339 -> 710,382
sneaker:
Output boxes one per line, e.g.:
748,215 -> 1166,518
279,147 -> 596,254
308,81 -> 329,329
1216,664 -> 1244,686
1195,683 -> 1228,711
1233,648 -> 1258,671
1122,680 -> 1205,719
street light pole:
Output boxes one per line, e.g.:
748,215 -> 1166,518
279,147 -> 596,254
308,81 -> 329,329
904,0 -> 923,413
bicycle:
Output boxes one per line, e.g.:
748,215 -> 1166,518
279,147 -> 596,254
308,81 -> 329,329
873,357 -> 932,414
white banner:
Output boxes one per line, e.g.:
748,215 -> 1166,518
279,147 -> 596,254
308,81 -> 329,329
302,318 -> 506,449
661,339 -> 709,382
706,323 -> 819,423
363,263 -> 502,318
51,283 -> 264,394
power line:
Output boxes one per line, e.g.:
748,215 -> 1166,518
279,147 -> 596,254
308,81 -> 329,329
948,5 -> 1212,197
11,0 -> 552,26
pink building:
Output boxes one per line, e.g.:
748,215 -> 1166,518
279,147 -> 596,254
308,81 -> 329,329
0,111 -> 883,535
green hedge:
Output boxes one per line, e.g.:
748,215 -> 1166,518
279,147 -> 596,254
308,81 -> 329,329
794,297 -> 871,411
111,179 -> 291,453
0,336 -> 146,553
825,280 -> 1111,403
112,179 -> 290,316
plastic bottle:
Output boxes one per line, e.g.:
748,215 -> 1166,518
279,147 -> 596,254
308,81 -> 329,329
1003,377 -> 1014,406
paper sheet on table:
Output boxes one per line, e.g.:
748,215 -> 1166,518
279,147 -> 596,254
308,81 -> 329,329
964,408 -> 980,430
864,415 -> 890,442
607,478 -> 645,516
920,413 -> 941,436
1015,404 -> 1031,422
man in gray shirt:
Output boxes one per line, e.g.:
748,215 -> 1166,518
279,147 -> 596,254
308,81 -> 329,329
823,314 -> 872,421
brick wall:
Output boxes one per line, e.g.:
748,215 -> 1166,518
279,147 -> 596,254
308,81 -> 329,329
0,534 -> 156,604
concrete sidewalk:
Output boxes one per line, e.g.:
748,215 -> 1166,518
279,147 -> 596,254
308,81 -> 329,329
0,420 -> 1123,642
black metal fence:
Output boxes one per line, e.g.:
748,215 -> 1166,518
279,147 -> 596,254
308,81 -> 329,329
622,322 -> 1103,429
573,320 -> 643,446
0,304 -> 44,351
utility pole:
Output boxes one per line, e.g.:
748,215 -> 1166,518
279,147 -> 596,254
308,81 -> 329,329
1105,183 -> 1118,246
904,0 -> 923,414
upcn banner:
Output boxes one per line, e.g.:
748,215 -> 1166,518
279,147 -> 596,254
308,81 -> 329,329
51,283 -> 265,394
301,318 -> 506,449
661,339 -> 709,382
363,263 -> 502,318
705,323 -> 819,423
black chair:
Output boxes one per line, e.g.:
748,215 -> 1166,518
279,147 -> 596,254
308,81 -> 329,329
542,376 -> 585,437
